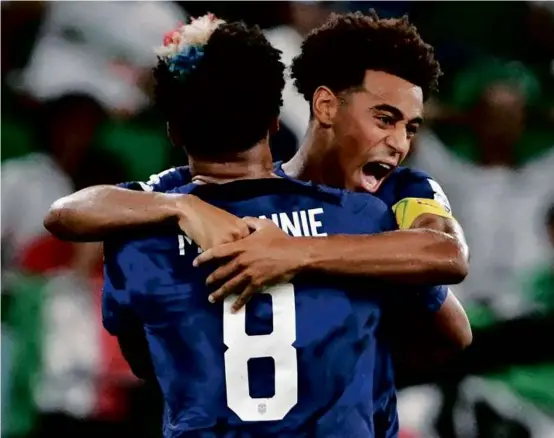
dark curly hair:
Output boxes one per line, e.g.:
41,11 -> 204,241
154,21 -> 285,157
291,10 -> 442,108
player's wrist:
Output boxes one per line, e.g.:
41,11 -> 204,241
159,193 -> 199,223
292,237 -> 323,273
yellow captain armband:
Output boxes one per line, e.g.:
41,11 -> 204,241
392,197 -> 453,230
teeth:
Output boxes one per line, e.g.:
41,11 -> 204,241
378,163 -> 392,170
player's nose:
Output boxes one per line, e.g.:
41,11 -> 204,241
384,130 -> 410,157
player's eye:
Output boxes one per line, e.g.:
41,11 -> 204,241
376,115 -> 395,126
406,125 -> 419,138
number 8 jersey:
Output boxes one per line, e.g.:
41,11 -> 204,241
103,178 -> 397,438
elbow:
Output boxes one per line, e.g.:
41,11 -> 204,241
439,290 -> 473,351
43,203 -> 60,233
452,323 -> 473,351
461,328 -> 473,350
438,327 -> 472,360
43,200 -> 79,241
446,241 -> 469,284
413,215 -> 469,285
436,314 -> 472,355
434,233 -> 469,285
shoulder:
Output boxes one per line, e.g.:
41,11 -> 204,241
343,190 -> 389,212
118,166 -> 191,192
341,191 -> 397,233
386,166 -> 451,210
388,166 -> 440,194
382,167 -> 454,229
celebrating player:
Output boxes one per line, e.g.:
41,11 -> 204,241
191,11 -> 472,366
45,10 -> 470,348
101,15 -> 442,436
45,11 -> 471,431
195,11 -> 467,302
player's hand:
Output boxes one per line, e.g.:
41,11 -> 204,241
176,195 -> 251,250
193,217 -> 305,312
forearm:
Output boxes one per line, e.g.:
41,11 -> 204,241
301,228 -> 466,285
44,185 -> 187,241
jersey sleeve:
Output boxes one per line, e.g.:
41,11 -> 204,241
386,284 -> 448,316
413,285 -> 448,313
391,169 -> 454,229
102,287 -> 155,380
117,166 -> 191,193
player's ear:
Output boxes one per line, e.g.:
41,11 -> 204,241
312,86 -> 338,127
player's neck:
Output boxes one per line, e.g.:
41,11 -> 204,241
282,121 -> 333,186
189,141 -> 275,184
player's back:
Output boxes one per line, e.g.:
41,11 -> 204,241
103,178 -> 397,438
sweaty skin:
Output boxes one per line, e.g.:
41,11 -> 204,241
44,185 -> 467,284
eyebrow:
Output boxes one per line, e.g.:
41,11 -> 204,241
372,104 -> 423,125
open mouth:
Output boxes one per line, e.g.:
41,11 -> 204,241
360,161 -> 396,193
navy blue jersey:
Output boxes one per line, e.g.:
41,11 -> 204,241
118,167 -> 452,303
119,166 -> 192,193
117,165 -> 450,438
122,165 -> 450,308
119,165 -> 448,208
104,178 -> 401,437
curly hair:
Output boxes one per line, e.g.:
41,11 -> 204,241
154,21 -> 285,157
291,10 -> 442,106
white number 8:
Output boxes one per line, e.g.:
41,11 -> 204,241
223,283 -> 298,421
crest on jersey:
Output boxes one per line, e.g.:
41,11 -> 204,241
427,179 -> 452,213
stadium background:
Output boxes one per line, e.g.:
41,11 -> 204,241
1,1 -> 553,437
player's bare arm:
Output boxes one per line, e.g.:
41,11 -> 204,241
195,213 -> 471,350
407,212 -> 472,349
412,212 -> 469,264
194,219 -> 467,301
294,226 -> 467,283
44,185 -> 250,249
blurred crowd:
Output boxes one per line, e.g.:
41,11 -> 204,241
1,1 -> 553,437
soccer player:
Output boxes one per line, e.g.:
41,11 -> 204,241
45,11 -> 471,434
194,11 -> 467,301
193,16 -> 471,428
44,11 -> 470,349
192,11 -> 471,358
100,15 -> 439,436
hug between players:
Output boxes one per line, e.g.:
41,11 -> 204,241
2,1 -> 554,437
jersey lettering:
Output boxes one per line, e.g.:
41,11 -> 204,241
259,208 -> 327,237
223,283 -> 298,421
104,178 -> 396,436
177,234 -> 201,255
